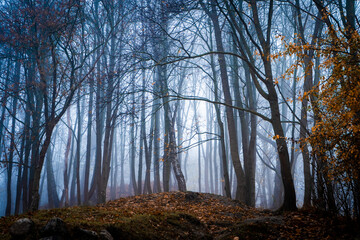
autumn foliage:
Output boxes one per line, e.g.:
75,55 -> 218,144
308,29 -> 360,182
278,5 -> 360,214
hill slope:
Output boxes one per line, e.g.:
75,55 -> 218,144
0,191 -> 357,239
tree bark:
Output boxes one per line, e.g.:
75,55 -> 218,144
203,0 -> 246,201
208,22 -> 231,198
6,57 -> 20,216
152,83 -> 161,193
130,79 -> 138,195
250,0 -> 297,210
84,74 -> 94,205
46,144 -> 60,208
75,89 -> 83,205
63,109 -> 72,207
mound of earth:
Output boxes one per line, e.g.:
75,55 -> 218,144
0,191 -> 358,239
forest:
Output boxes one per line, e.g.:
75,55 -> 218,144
0,0 -> 359,236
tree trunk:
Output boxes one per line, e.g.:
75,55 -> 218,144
195,107 -> 202,193
208,22 -> 231,198
214,88 -> 231,198
213,125 -> 219,194
268,87 -> 297,211
143,68 -> 153,195
28,83 -> 44,211
250,0 -> 297,210
63,109 -> 72,207
119,125 -> 126,195
75,89 -> 82,205
99,88 -> 114,202
6,58 -> 20,216
204,0 -> 246,201
46,144 -> 60,208
84,74 -> 94,205
162,89 -> 171,192
99,20 -> 118,202
0,58 -> 11,160
29,123 -> 56,211
167,110 -> 187,191
111,131 -> 118,199
130,81 -> 138,195
70,119 -> 77,206
15,116 -> 27,214
138,95 -> 144,194
208,107 -> 214,194
93,33 -> 105,203
22,57 -> 36,213
153,85 -> 161,193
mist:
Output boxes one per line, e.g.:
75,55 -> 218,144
0,0 -> 358,219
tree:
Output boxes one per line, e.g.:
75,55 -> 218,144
201,0 -> 246,202
206,0 -> 298,210
293,0 -> 323,208
306,0 -> 360,216
0,0 -> 95,211
146,0 -> 187,192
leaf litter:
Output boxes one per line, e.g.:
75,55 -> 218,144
0,191 -> 357,239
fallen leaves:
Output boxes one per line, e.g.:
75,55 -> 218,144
104,191 -> 257,234
0,192 -> 357,239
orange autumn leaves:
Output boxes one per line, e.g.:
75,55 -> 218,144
308,30 -> 360,180
281,28 -> 360,181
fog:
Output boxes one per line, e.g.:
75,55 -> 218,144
0,0 -> 358,217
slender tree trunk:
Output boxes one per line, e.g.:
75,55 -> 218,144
195,106 -> 202,193
167,110 -> 187,191
130,81 -> 138,195
245,63 -> 258,207
138,95 -> 144,194
99,23 -> 117,202
204,132 -> 209,193
138,65 -> 146,194
205,1 -> 245,201
153,87 -> 161,193
215,88 -> 231,198
22,56 -> 36,213
84,75 -> 94,204
6,58 -> 20,216
300,96 -> 311,208
70,119 -> 78,206
0,57 -> 11,162
143,69 -> 153,194
99,89 -> 114,202
46,144 -> 60,208
93,33 -> 104,203
63,109 -> 72,207
213,125 -> 219,194
75,89 -> 82,205
162,97 -> 171,192
119,125 -> 126,195
29,122 -> 56,211
15,120 -> 26,214
249,0 -> 297,210
111,131 -> 118,199
294,1 -> 323,208
27,88 -> 42,210
208,106 -> 214,194
208,21 -> 231,198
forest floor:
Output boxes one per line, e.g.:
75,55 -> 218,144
0,191 -> 358,239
